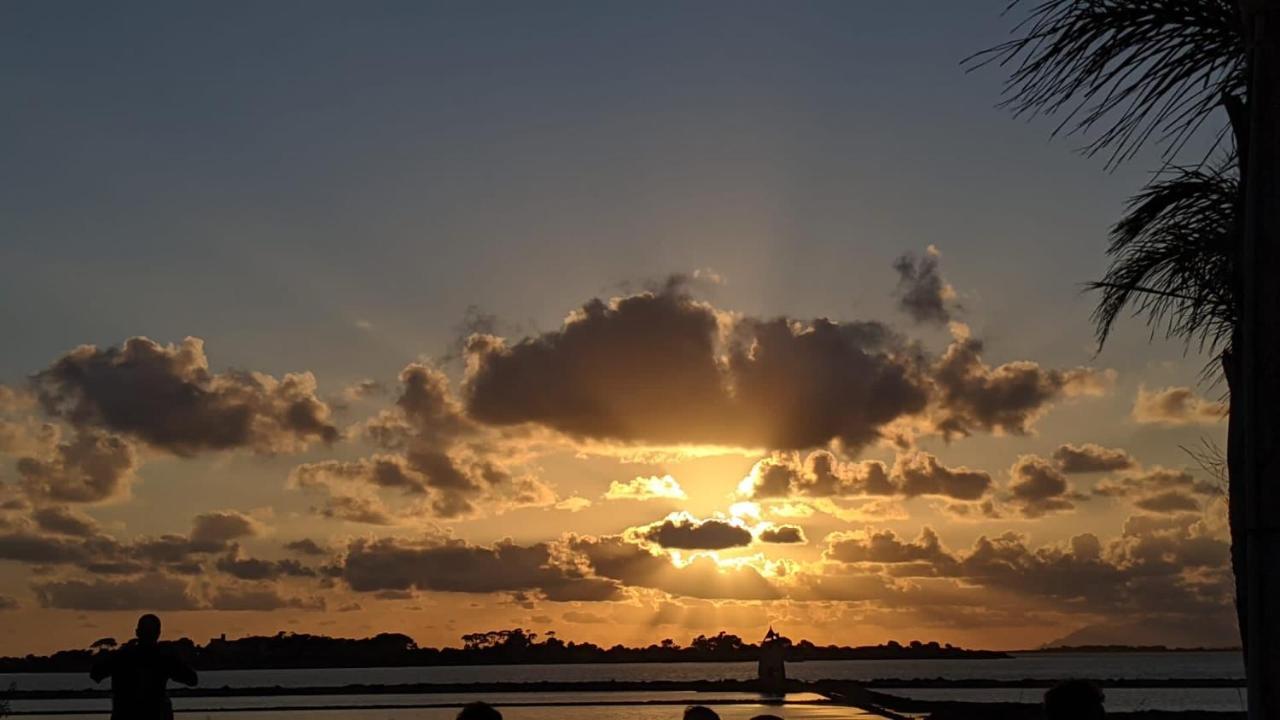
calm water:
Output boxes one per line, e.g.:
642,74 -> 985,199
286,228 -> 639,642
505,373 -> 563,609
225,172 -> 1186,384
0,652 -> 1244,716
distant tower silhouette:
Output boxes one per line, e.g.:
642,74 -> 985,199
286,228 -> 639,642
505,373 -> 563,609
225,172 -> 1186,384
757,626 -> 787,695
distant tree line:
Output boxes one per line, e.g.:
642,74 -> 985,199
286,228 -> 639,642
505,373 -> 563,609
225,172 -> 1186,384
0,628 -> 1007,672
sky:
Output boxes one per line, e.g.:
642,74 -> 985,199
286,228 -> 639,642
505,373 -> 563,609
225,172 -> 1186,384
0,1 -> 1233,655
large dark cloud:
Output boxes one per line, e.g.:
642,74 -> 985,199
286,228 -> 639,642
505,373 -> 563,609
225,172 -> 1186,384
893,248 -> 954,325
33,573 -> 200,611
33,337 -> 338,456
1053,443 -> 1135,473
341,535 -> 622,601
633,514 -> 753,550
460,283 -> 1105,451
463,286 -> 929,450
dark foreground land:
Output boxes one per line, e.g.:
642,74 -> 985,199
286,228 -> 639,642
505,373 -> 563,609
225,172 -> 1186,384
3,678 -> 1245,719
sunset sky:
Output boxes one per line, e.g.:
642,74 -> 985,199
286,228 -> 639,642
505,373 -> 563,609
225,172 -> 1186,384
0,1 -> 1233,655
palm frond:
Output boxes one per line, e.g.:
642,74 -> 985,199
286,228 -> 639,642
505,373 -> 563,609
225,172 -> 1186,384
1088,159 -> 1239,357
967,0 -> 1246,168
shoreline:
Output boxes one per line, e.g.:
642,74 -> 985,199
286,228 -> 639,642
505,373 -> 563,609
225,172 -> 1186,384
0,677 -> 1246,700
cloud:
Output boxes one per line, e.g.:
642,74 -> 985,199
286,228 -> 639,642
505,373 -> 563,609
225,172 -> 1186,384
463,284 -> 930,451
32,506 -> 100,537
0,531 -> 96,565
341,535 -> 622,601
457,283 -> 1107,451
207,585 -> 324,611
741,451 -> 988,502
190,510 -> 262,545
0,511 -> 275,579
740,452 -> 894,499
825,527 -> 953,567
298,363 -> 557,522
0,385 -> 35,414
630,513 -> 754,550
562,610 -> 610,624
16,430 -> 139,503
1132,386 -> 1226,426
757,525 -> 806,544
1094,467 -> 1217,514
816,517 -> 1230,620
930,329 -> 1112,438
33,337 -> 338,455
894,452 -> 992,500
604,475 -> 687,501
342,379 -> 387,402
33,573 -> 200,610
1008,455 -> 1076,518
893,246 -> 955,325
214,546 -> 317,580
554,496 -> 593,512
1135,491 -> 1202,514
571,535 -> 781,600
284,538 -> 328,556
1053,443 -> 1134,473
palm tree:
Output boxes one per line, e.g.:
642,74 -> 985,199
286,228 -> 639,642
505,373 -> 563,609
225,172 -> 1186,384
971,1 -> 1279,716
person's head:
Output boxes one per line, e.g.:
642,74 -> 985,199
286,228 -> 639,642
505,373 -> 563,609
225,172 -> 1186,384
1044,679 -> 1105,720
683,706 -> 721,720
456,702 -> 502,720
749,716 -> 785,720
135,614 -> 161,645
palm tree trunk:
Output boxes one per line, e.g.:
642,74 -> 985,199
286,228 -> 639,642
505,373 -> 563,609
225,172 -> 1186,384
1238,2 -> 1280,717
1224,350 -> 1248,652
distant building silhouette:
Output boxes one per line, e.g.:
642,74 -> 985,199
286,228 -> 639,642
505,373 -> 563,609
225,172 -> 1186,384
757,626 -> 786,695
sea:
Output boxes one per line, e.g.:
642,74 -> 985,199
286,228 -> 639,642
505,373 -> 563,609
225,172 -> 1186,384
0,651 -> 1246,718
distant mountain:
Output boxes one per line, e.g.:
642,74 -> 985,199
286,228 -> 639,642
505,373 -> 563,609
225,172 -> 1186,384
1043,616 -> 1240,650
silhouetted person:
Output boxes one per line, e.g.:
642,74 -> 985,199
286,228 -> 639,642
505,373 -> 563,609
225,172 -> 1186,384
683,706 -> 721,720
1044,680 -> 1105,720
457,701 -> 503,720
90,614 -> 197,720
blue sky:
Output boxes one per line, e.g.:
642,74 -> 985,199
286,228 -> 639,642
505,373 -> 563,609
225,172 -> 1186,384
2,0 -> 1164,382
